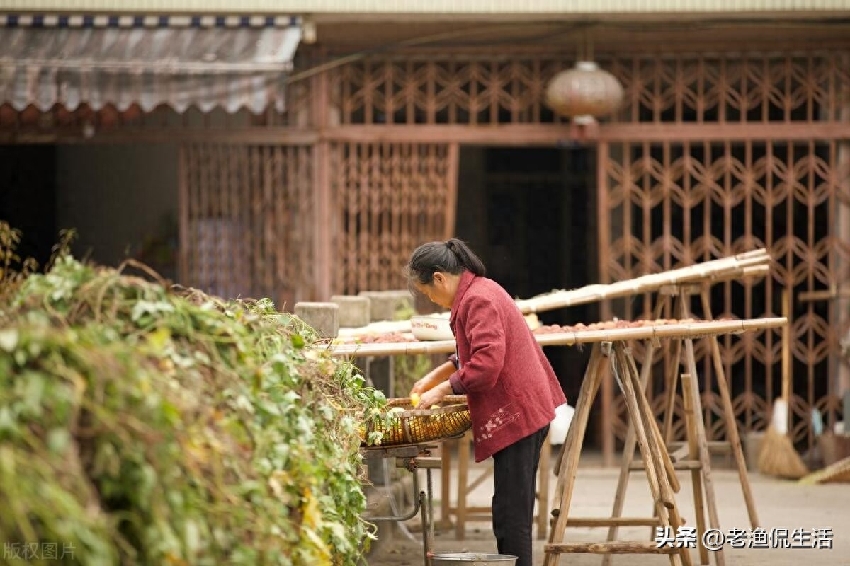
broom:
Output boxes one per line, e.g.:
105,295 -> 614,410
758,288 -> 809,479
798,455 -> 850,485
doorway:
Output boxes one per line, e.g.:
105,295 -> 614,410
0,145 -> 58,269
455,145 -> 599,440
0,143 -> 178,279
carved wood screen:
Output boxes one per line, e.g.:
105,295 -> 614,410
596,52 -> 850,454
332,57 -> 570,125
179,143 -> 315,308
601,139 -> 850,452
325,51 -> 849,454
329,52 -> 849,127
330,142 -> 458,294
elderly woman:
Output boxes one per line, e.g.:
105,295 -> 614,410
407,238 -> 566,566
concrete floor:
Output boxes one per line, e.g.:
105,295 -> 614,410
365,450 -> 849,566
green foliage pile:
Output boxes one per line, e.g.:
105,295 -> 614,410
0,223 -> 387,566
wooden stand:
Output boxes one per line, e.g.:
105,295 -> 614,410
329,316 -> 785,557
604,284 -> 758,566
657,284 -> 759,529
545,341 -> 690,566
547,291 -> 766,566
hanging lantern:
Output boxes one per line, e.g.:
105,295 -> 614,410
545,61 -> 624,119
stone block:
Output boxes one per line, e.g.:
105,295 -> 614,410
294,302 -> 339,338
330,295 -> 371,328
358,289 -> 413,322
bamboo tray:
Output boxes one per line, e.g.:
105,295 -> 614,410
360,395 -> 470,447
325,317 -> 787,358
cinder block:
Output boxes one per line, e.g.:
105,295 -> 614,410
331,295 -> 371,328
358,290 -> 413,322
294,302 -> 339,338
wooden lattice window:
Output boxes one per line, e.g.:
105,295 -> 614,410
324,50 -> 849,456
331,53 -> 849,126
601,139 -> 850,452
330,142 -> 458,294
179,143 -> 314,307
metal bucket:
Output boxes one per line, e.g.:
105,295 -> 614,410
430,553 -> 518,566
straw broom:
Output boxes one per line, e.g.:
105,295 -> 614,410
758,289 -> 809,479
798,455 -> 850,485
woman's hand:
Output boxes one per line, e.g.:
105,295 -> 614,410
416,380 -> 453,410
410,361 -> 455,396
411,371 -> 438,396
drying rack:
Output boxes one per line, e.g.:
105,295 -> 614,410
326,319 -> 777,358
326,250 -> 776,547
332,250 -> 770,339
543,317 -> 786,566
327,318 -> 781,550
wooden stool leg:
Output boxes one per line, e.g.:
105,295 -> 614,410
621,346 -> 684,545
681,373 -> 710,565
545,346 -> 605,566
537,435 -> 551,540
553,347 -> 604,500
683,339 -> 725,566
604,297 -> 669,566
625,351 -> 681,496
700,290 -> 759,529
610,350 -> 669,510
663,339 -> 683,443
603,333 -> 662,565
710,343 -> 759,528
617,346 -> 690,566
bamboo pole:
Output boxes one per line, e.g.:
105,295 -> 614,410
515,250 -> 770,314
798,287 -> 850,302
324,317 -> 787,358
334,253 -> 770,340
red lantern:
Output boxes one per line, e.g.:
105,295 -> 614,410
545,61 -> 624,119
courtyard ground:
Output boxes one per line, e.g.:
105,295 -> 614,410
364,449 -> 848,566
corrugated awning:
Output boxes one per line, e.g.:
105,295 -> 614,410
3,0 -> 848,14
0,23 -> 302,114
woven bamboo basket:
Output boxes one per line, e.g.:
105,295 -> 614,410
360,395 -> 471,446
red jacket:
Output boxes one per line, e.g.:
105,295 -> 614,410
448,271 -> 567,462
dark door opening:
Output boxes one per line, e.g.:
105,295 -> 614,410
0,145 -> 58,270
454,145 -> 599,442
1,143 -> 179,282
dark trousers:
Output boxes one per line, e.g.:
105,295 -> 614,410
492,424 -> 549,566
